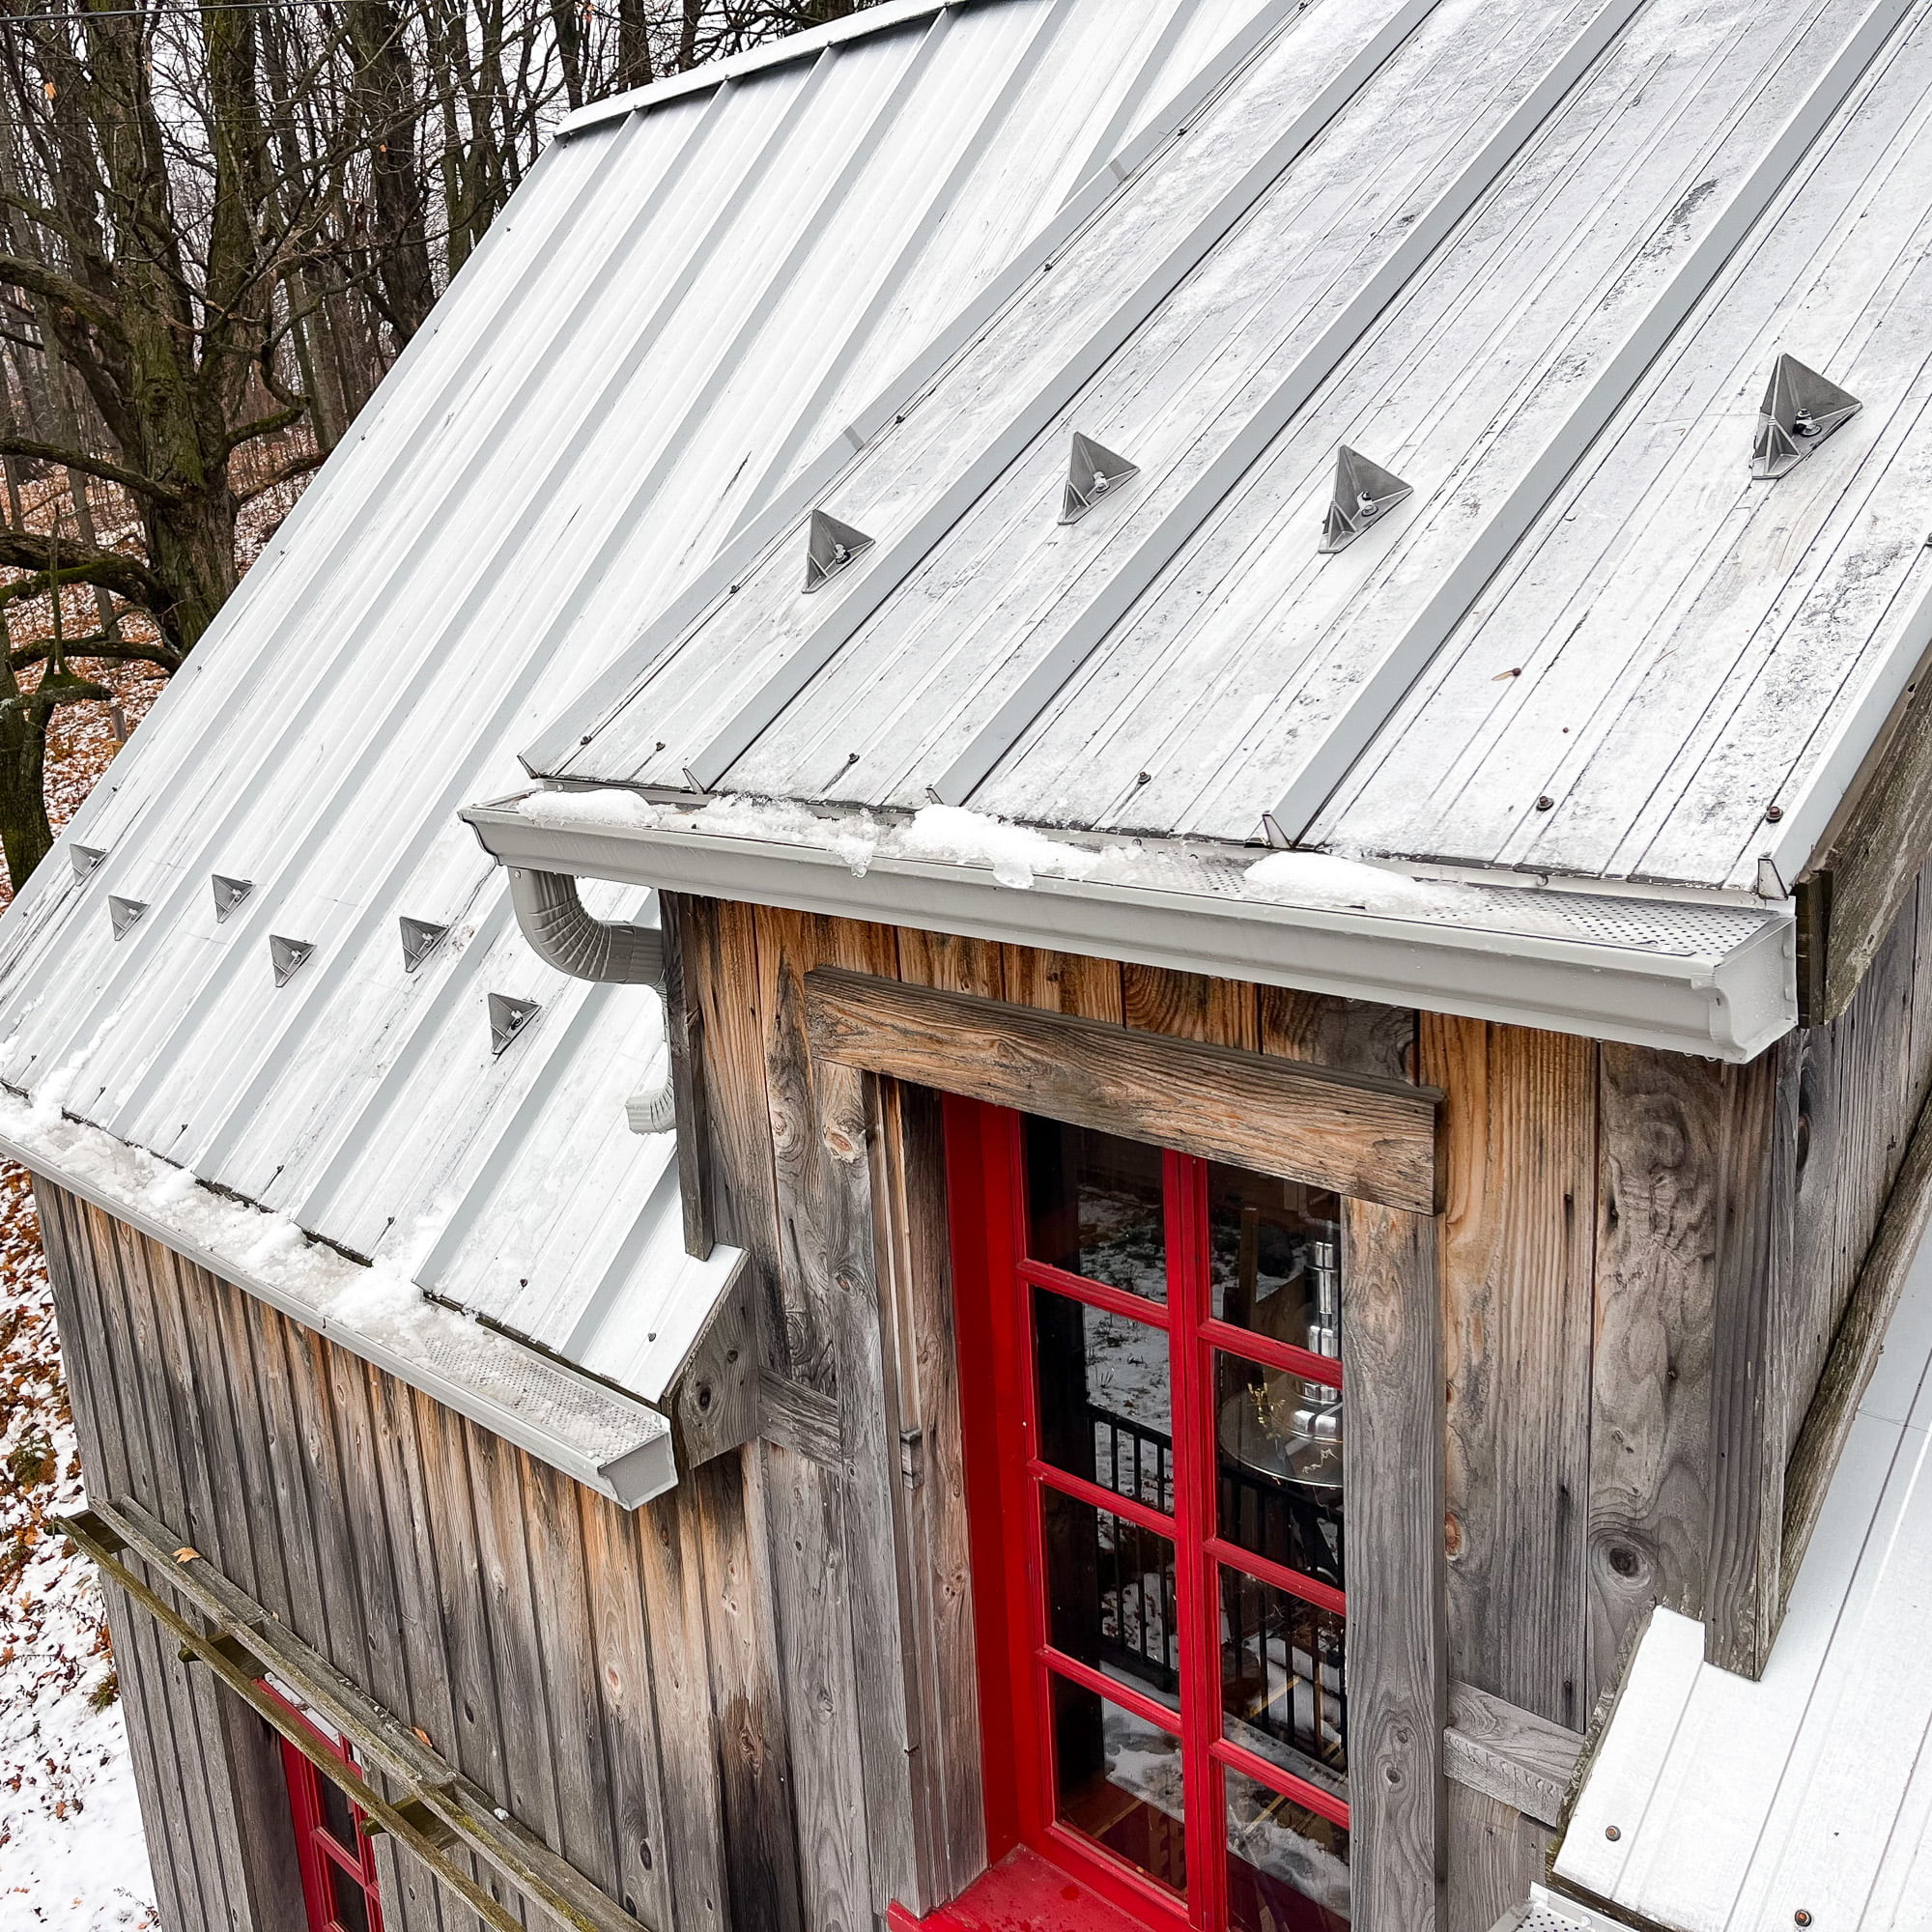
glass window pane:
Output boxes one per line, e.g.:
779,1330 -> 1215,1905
1035,1288 -> 1172,1510
1043,1487 -> 1181,1711
327,1862 -> 374,1932
1216,1351 -> 1344,1588
1208,1164 -> 1342,1360
1226,1767 -> 1350,1931
1048,1672 -> 1187,1896
318,1776 -> 359,1855
1219,1569 -> 1347,1797
1026,1119 -> 1167,1302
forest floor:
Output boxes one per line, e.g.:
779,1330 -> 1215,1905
0,653 -> 169,1930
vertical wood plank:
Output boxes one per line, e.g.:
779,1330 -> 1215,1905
466,1422 -> 568,1855
1344,1197 -> 1446,1932
1703,1041 -> 1796,1678
756,906 -> 922,1920
895,928 -> 1005,998
869,1079 -> 986,1907
633,1488 -> 731,1932
661,891 -> 719,1260
691,1452 -> 807,1932
1444,1783 -> 1550,1932
1259,983 -> 1417,1082
1000,945 -> 1123,1020
577,1490 -> 684,1932
1424,1017 -> 1596,1730
1588,1048 -> 1723,1700
680,895 -> 787,1356
1122,962 -> 1258,1048
521,1457 -> 625,1897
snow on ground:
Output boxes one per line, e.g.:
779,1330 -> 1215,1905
0,1168 -> 156,1929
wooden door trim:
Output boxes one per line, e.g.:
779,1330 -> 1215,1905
804,967 -> 1442,1213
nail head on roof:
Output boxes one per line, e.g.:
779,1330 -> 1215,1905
1605,1826 -> 1621,1841
1535,796 -> 1555,811
1765,804 -> 1784,822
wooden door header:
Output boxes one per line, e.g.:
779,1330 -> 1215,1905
804,967 -> 1441,1212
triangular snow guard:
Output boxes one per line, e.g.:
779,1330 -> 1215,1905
107,895 -> 146,940
1751,354 -> 1861,480
399,916 -> 449,974
211,875 -> 252,922
1061,432 -> 1141,525
269,935 -> 315,987
488,992 -> 540,1056
1320,447 -> 1413,554
803,509 -> 874,592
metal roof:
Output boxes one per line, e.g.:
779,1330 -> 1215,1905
533,0 -> 1932,905
1557,1220 -> 1932,1929
0,0 -> 1277,1416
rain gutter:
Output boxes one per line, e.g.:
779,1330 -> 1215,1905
460,798 -> 1798,1064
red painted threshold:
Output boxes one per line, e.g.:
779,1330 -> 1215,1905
889,1848 -> 1156,1932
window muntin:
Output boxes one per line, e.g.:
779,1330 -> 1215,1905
976,1106 -> 1351,1931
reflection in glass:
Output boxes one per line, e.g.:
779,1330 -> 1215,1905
319,1776 -> 359,1854
1226,1767 -> 1350,1931
327,1862 -> 373,1932
1049,1673 -> 1187,1896
1027,1120 -> 1168,1301
1220,1570 -> 1347,1796
1044,1487 -> 1180,1709
1216,1353 -> 1344,1589
1034,1288 -> 1173,1511
1208,1164 -> 1342,1355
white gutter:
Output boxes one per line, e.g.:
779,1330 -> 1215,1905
460,800 -> 1797,1064
2,1105 -> 677,1509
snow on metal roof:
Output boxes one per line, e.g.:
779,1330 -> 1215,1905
535,0 -> 1932,906
0,0 -> 1277,1409
1556,1222 -> 1932,1929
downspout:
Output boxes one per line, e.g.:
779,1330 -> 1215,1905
505,866 -> 674,1128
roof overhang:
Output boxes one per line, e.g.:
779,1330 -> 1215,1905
461,796 -> 1797,1063
4,1100 -> 680,1509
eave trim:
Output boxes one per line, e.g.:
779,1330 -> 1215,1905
19,1135 -> 676,1509
461,801 -> 1798,1063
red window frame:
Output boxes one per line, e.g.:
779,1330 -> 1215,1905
945,1096 -> 1349,1932
263,1683 -> 386,1932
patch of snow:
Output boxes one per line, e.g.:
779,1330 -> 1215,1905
519,788 -> 666,834
0,1167 -> 156,1930
1242,850 -> 1488,918
517,788 -> 1501,921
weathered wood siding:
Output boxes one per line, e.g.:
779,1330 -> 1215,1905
52,873 -> 1932,1932
37,1181 -> 742,1932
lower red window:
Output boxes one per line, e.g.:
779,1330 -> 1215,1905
946,1099 -> 1350,1932
266,1686 -> 385,1932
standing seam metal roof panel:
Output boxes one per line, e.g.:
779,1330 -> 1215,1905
535,0 -> 1932,907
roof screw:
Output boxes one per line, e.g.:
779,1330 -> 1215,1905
1795,1916 -> 1813,1927
1535,795 -> 1555,811
1605,1826 -> 1621,1842
1136,771 -> 1152,786
1765,804 -> 1784,822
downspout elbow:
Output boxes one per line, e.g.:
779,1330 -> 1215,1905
506,866 -> 665,986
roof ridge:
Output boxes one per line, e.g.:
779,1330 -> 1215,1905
557,0 -> 980,139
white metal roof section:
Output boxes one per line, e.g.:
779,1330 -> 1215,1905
462,792 -> 1796,1061
536,0 -> 1932,902
1555,1222 -> 1932,1930
0,0 -> 1275,1416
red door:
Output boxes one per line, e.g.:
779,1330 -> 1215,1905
947,1098 -> 1351,1932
